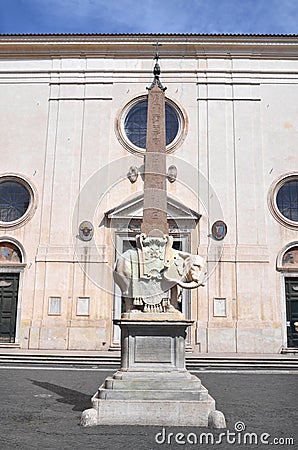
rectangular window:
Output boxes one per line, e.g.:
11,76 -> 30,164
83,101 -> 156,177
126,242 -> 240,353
77,297 -> 90,316
48,296 -> 61,315
213,297 -> 227,317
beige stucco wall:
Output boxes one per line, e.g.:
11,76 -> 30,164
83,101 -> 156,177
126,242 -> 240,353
0,35 -> 297,352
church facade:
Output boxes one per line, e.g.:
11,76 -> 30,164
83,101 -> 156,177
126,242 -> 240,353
0,34 -> 297,353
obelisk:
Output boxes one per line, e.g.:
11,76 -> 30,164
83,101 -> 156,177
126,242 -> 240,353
141,47 -> 169,237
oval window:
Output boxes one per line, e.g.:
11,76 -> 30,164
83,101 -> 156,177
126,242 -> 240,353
276,179 -> 298,223
124,100 -> 179,149
269,174 -> 298,230
0,180 -> 30,222
117,96 -> 187,155
0,176 -> 35,228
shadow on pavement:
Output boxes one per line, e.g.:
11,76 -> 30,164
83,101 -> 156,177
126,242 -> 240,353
29,379 -> 91,412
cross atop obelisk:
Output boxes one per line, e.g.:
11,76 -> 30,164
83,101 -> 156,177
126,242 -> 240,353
141,44 -> 169,237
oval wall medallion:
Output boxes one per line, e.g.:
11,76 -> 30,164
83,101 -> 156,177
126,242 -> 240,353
211,220 -> 227,241
79,221 -> 94,241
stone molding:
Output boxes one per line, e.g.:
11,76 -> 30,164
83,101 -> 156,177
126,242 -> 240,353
106,193 -> 201,223
1,34 -> 298,59
199,244 -> 269,263
36,245 -> 107,263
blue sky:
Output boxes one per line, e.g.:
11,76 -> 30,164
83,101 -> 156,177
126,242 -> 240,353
0,0 -> 297,35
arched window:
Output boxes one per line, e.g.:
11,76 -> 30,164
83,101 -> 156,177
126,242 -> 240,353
282,246 -> 298,270
0,242 -> 22,263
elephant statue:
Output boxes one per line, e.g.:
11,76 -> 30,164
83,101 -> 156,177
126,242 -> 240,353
114,233 -> 206,316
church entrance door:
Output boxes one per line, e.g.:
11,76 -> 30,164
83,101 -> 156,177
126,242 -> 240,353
285,277 -> 298,348
0,273 -> 19,343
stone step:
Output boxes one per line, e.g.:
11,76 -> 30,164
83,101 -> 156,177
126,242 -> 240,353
186,360 -> 298,370
113,369 -> 194,379
0,353 -> 120,366
104,375 -> 201,390
0,352 -> 297,370
98,385 -> 209,401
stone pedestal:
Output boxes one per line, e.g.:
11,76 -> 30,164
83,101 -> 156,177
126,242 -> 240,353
80,319 -> 226,428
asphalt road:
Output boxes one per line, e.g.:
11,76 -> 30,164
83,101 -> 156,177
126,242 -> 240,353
0,367 -> 297,450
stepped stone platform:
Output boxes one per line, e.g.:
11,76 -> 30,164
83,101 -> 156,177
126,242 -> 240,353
98,370 -> 208,401
80,319 -> 225,428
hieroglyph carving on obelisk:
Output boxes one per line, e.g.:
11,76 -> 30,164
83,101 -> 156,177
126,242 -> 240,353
141,67 -> 168,236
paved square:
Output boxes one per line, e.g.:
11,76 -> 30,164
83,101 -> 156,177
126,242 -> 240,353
0,368 -> 297,449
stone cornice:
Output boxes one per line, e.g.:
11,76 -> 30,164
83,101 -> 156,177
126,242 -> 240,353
0,34 -> 298,59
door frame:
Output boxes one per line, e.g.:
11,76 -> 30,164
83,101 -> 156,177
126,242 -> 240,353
280,272 -> 298,350
282,274 -> 298,348
0,237 -> 26,346
277,242 -> 298,350
0,265 -> 25,345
